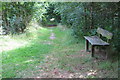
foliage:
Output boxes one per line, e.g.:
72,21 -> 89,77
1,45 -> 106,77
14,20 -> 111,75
53,2 -> 119,53
40,3 -> 61,26
2,2 -> 48,34
0,2 -> 2,12
1,2 -> 119,53
32,2 -> 48,21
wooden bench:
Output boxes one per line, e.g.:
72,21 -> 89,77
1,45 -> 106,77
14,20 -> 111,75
84,27 -> 113,58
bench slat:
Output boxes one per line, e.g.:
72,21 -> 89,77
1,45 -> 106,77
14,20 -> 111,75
97,27 -> 113,39
84,36 -> 109,46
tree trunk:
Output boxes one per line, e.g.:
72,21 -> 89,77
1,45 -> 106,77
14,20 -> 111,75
84,6 -> 87,32
90,2 -> 94,29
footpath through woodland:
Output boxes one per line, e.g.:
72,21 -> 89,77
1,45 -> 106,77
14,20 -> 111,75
1,24 -> 118,78
15,26 -> 118,78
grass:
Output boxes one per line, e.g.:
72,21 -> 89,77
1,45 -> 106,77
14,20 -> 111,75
1,26 -> 53,77
1,24 -> 118,78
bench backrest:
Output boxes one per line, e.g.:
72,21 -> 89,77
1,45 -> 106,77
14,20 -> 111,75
97,27 -> 113,39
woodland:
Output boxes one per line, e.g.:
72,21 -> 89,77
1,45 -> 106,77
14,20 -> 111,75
0,2 -> 119,78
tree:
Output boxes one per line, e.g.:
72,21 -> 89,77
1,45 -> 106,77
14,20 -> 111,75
54,2 -> 119,53
2,2 -> 48,34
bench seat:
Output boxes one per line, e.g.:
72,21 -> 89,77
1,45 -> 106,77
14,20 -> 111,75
84,27 -> 113,58
84,36 -> 109,46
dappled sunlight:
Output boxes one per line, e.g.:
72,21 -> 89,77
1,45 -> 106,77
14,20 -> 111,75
87,69 -> 97,77
30,21 -> 48,31
0,35 -> 29,52
0,22 -> 50,52
2,25 -> 55,77
23,59 -> 35,63
50,18 -> 55,21
41,40 -> 53,45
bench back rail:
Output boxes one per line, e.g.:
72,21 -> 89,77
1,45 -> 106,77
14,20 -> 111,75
97,27 -> 113,40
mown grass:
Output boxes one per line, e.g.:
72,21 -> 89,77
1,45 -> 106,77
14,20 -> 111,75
1,26 -> 53,77
1,25 -> 118,78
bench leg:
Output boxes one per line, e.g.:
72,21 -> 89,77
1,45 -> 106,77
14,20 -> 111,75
106,52 -> 108,59
91,45 -> 95,57
85,40 -> 89,52
105,46 -> 109,59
